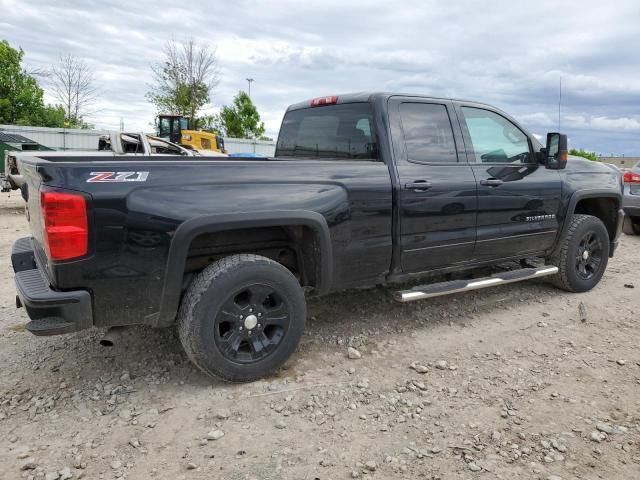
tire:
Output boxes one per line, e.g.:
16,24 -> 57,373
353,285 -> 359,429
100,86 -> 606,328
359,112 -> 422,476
622,216 -> 640,236
550,214 -> 609,293
177,254 -> 306,382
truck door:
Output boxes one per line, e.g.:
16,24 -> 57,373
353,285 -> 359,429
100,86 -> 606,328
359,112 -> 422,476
389,97 -> 478,273
454,103 -> 562,261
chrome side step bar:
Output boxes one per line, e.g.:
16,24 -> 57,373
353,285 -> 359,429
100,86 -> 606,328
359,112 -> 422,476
394,266 -> 559,303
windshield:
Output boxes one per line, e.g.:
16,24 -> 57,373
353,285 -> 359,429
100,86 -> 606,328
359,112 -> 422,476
276,103 -> 377,160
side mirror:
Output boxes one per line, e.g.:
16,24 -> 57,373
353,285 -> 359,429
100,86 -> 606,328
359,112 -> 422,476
545,132 -> 568,170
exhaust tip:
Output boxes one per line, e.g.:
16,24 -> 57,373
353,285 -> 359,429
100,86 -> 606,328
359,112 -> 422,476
99,326 -> 127,347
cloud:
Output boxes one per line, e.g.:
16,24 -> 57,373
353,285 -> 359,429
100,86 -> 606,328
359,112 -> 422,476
2,0 -> 640,154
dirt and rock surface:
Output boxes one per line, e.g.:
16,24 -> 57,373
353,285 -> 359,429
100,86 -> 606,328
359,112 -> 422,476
0,193 -> 638,480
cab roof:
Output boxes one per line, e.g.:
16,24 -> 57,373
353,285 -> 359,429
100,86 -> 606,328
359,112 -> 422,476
285,92 -> 494,112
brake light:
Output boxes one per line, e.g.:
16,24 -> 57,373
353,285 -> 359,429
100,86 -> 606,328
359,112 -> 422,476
41,191 -> 88,260
623,170 -> 640,183
311,96 -> 338,107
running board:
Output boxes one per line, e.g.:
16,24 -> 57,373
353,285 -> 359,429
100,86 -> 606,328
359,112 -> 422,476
394,266 -> 559,303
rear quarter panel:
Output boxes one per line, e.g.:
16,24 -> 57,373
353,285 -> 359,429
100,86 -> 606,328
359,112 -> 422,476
32,158 -> 392,327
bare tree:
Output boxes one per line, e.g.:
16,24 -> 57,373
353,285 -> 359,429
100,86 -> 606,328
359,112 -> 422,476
51,54 -> 98,127
147,38 -> 220,128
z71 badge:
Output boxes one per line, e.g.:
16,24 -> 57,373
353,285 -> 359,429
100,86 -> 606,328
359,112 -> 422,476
87,172 -> 149,183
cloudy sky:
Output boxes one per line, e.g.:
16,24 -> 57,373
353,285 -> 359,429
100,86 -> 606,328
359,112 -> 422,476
2,0 -> 640,155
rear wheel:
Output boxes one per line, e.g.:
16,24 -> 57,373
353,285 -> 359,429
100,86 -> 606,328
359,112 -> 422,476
178,254 -> 306,382
622,216 -> 640,236
550,214 -> 609,292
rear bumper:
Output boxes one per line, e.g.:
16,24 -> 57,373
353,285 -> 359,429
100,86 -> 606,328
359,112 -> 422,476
623,205 -> 640,218
12,237 -> 93,336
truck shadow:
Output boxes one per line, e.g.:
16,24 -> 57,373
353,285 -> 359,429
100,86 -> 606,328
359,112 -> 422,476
3,277 -> 560,394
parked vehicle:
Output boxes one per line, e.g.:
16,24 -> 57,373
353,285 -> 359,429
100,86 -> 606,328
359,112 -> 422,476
622,161 -> 640,235
157,115 -> 226,154
10,93 -> 624,381
3,132 -> 201,192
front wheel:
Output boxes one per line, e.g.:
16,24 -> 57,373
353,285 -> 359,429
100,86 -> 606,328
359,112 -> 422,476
178,254 -> 306,382
550,214 -> 609,293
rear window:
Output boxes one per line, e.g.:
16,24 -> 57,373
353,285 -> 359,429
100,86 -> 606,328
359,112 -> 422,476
276,103 -> 378,160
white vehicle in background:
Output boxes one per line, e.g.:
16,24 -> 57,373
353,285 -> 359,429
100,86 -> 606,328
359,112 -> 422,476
2,132 -> 218,192
97,132 -> 201,156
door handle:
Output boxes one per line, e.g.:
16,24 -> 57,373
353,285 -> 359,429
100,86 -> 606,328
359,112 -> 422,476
404,180 -> 433,191
480,178 -> 503,187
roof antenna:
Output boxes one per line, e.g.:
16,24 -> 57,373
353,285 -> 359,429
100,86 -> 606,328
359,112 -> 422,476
558,76 -> 562,132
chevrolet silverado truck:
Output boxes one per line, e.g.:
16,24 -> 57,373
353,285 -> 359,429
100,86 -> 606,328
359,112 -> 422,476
11,93 -> 624,382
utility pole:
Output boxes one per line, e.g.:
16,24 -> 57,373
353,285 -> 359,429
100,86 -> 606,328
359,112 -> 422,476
246,78 -> 255,98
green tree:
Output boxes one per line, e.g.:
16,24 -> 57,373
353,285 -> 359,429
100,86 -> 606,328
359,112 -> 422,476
147,38 -> 219,129
0,40 -> 65,127
216,91 -> 266,139
569,148 -> 598,161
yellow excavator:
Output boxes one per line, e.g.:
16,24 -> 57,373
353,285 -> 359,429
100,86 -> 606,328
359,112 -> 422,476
157,115 -> 227,154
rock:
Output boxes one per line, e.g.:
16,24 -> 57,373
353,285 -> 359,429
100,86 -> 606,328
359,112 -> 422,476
616,359 -> 626,366
537,321 -> 548,328
578,302 -> 588,322
435,360 -> 448,370
216,409 -> 231,420
348,347 -> 362,360
547,476 -> 563,480
412,380 -> 426,390
589,431 -> 603,443
59,467 -> 73,480
45,472 -> 60,480
111,460 -> 123,470
624,283 -> 634,288
207,429 -> 225,440
20,458 -> 36,470
468,462 -> 482,472
275,419 -> 287,429
186,463 -> 198,470
596,422 -> 614,434
364,460 -> 377,471
129,438 -> 141,448
351,471 -> 360,479
411,363 -> 429,374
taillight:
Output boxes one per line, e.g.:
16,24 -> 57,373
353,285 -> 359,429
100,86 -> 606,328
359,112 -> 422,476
41,191 -> 88,261
311,96 -> 338,107
623,170 -> 640,183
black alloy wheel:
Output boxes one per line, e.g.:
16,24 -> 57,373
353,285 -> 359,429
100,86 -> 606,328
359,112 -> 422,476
575,231 -> 603,280
214,283 -> 291,364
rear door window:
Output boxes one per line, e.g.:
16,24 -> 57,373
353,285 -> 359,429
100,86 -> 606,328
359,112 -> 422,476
276,103 -> 378,160
399,103 -> 458,163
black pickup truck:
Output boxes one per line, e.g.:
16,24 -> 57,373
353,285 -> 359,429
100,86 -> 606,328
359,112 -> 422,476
11,93 -> 624,381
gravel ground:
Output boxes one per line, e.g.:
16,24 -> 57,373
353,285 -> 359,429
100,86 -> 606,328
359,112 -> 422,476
0,193 -> 638,480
